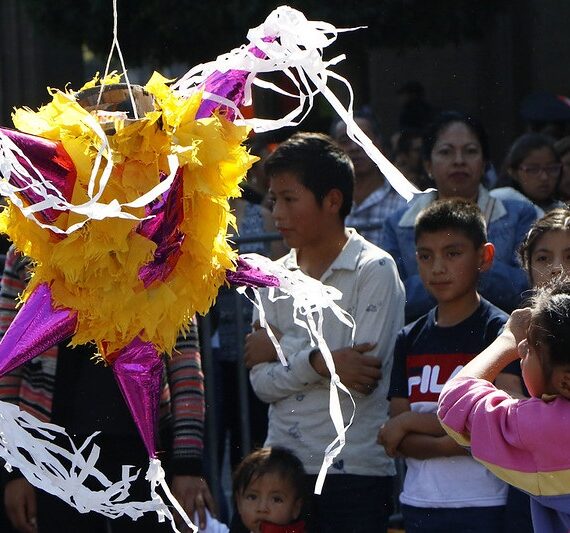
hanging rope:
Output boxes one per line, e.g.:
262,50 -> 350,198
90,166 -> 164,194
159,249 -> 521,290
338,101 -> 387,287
97,0 -> 139,119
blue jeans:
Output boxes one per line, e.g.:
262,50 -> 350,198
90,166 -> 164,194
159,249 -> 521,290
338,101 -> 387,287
402,504 -> 505,533
306,474 -> 394,533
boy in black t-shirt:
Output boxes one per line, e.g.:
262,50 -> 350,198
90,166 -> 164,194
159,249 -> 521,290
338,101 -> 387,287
378,199 -> 513,533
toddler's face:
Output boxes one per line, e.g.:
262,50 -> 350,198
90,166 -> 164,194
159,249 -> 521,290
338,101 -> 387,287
236,472 -> 302,533
530,230 -> 570,287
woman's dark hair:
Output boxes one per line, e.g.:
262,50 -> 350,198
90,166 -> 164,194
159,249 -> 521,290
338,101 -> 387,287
421,110 -> 489,162
264,132 -> 354,220
529,275 -> 570,369
232,446 -> 307,501
518,208 -> 570,272
505,132 -> 559,173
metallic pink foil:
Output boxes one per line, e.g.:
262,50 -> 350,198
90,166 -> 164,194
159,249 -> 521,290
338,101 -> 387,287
111,337 -> 163,458
226,257 -> 280,288
196,41 -> 270,119
0,127 -> 76,224
136,169 -> 185,287
0,283 -> 77,377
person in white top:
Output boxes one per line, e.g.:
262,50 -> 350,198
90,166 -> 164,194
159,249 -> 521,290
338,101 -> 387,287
244,132 -> 405,533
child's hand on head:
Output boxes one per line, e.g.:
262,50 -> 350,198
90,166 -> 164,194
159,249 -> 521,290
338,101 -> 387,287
505,308 -> 532,346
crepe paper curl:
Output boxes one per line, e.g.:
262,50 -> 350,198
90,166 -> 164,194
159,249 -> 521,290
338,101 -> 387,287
0,398 -> 191,529
0,283 -> 77,377
238,253 -> 356,495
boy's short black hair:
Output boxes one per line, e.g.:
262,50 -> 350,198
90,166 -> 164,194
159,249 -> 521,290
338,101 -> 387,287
232,446 -> 307,501
264,132 -> 354,220
415,199 -> 488,248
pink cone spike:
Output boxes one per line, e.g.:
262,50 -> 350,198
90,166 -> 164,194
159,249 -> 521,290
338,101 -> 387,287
0,127 -> 77,224
111,337 -> 163,458
195,41 -> 271,119
0,283 -> 77,377
226,257 -> 280,288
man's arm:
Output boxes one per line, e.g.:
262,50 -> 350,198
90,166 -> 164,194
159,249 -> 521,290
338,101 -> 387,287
0,247 -> 39,532
167,319 -> 216,530
249,332 -> 324,403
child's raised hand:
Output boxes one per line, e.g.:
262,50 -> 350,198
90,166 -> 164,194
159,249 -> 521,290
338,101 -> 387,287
505,308 -> 532,345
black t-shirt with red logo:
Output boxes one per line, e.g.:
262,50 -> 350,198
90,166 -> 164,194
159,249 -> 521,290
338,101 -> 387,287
389,298 -> 508,404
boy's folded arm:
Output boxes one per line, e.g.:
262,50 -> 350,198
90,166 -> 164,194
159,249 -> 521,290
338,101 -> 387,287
309,344 -> 381,396
398,410 -> 448,436
398,433 -> 470,459
249,337 -> 324,403
379,406 -> 448,457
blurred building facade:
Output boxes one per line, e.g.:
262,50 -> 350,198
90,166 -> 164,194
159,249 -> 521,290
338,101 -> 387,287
0,0 -> 84,127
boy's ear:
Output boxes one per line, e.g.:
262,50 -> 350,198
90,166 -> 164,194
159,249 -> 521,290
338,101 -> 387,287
479,242 -> 495,272
324,188 -> 344,214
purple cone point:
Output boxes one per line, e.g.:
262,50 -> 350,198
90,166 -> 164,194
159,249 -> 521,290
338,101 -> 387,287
0,283 -> 77,377
112,337 -> 163,458
226,257 -> 280,288
195,39 -> 272,120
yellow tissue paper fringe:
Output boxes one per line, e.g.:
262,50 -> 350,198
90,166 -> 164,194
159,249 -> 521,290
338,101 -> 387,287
0,73 -> 257,359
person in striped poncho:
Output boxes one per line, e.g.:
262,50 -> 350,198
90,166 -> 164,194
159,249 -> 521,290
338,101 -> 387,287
0,245 -> 215,532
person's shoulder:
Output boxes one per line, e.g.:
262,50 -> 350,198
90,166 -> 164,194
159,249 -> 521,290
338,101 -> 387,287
400,308 -> 434,340
471,297 -> 508,343
354,233 -> 399,272
490,188 -> 540,217
385,202 -> 409,227
477,297 -> 509,324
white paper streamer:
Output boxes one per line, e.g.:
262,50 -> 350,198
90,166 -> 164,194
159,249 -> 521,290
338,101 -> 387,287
0,400 -> 196,531
173,5 -> 420,201
239,253 -> 356,494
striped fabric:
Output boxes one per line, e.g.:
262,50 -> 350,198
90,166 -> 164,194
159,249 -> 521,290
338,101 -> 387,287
0,245 -> 205,475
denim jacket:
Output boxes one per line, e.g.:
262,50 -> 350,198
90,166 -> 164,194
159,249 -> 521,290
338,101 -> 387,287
381,185 -> 538,322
